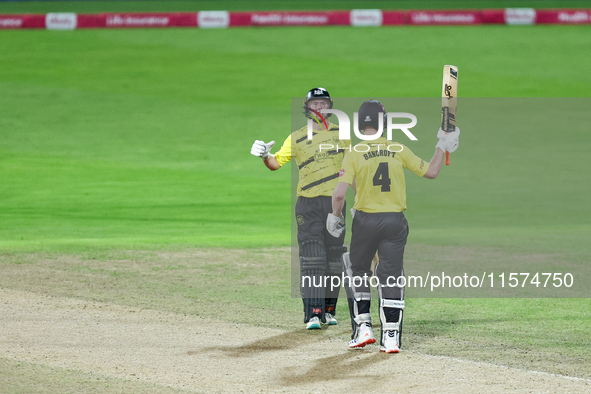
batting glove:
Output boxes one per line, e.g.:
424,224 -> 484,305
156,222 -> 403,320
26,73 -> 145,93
444,126 -> 460,153
250,140 -> 275,160
435,136 -> 447,152
326,213 -> 345,238
436,127 -> 460,153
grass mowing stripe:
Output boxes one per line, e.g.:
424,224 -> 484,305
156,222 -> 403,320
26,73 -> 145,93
2,27 -> 591,99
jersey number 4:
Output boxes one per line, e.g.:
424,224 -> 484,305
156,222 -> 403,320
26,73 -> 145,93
373,162 -> 391,192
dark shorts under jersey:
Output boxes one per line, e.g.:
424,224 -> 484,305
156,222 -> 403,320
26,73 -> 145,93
295,196 -> 346,247
350,211 -> 409,300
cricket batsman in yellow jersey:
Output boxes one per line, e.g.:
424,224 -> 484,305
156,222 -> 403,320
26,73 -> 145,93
327,100 -> 459,353
250,88 -> 351,330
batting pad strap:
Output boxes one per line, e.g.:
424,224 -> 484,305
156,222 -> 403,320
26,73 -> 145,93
380,299 -> 405,309
327,246 -> 347,260
300,239 -> 326,258
354,292 -> 372,302
327,246 -> 346,276
300,256 -> 325,271
354,313 -> 372,325
382,322 -> 400,331
300,239 -> 326,271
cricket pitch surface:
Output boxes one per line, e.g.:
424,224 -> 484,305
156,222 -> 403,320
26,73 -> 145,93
1,288 -> 589,393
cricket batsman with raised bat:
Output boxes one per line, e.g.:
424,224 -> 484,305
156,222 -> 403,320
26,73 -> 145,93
327,98 -> 459,353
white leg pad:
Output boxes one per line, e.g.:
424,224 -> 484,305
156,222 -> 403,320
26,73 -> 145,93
354,313 -> 372,325
381,299 -> 405,309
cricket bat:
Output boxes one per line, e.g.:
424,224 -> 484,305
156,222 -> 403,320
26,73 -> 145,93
441,65 -> 458,166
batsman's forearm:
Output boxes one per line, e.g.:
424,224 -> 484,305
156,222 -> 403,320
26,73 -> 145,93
263,155 -> 280,171
332,182 -> 348,216
332,196 -> 345,217
424,148 -> 445,179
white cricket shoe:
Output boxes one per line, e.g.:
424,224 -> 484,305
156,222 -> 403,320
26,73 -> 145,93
323,313 -> 338,326
349,323 -> 376,348
306,316 -> 321,330
380,330 -> 400,353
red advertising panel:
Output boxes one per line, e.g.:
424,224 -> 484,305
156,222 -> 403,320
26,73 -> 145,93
97,13 -> 196,28
174,13 -> 198,27
250,12 -> 330,26
0,14 -> 45,29
229,12 -> 251,27
5,8 -> 591,29
382,11 -> 405,26
327,11 -> 350,26
536,9 -> 591,24
481,9 -> 505,24
99,13 -> 171,28
0,14 -> 27,29
407,10 -> 481,25
77,14 -> 98,28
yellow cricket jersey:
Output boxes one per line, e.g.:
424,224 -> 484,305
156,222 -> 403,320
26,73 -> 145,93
338,138 -> 430,213
274,122 -> 351,197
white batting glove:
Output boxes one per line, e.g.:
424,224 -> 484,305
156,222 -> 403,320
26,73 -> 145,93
250,140 -> 275,160
445,126 -> 460,153
446,136 -> 459,153
436,127 -> 460,153
326,213 -> 345,238
435,136 -> 447,152
350,208 -> 357,219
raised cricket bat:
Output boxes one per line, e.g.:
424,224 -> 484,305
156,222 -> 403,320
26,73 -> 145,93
441,65 -> 458,166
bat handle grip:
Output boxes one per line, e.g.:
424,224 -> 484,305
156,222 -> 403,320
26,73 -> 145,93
445,151 -> 450,166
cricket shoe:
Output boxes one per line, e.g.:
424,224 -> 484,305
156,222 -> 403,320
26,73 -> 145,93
323,313 -> 338,326
380,330 -> 400,353
306,316 -> 322,330
349,323 -> 376,348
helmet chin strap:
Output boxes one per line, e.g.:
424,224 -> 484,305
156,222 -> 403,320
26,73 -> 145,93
306,107 -> 329,130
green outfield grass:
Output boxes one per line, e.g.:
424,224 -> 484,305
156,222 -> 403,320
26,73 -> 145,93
1,25 -> 591,251
1,7 -> 590,388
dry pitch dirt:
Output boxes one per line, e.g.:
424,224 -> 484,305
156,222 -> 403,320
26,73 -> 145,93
1,288 -> 589,393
